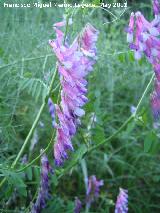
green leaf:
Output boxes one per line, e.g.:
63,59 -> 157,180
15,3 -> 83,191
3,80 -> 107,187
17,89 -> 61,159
26,167 -> 32,180
23,72 -> 32,78
18,185 -> 27,197
20,77 -> 47,102
128,51 -> 134,62
118,53 -> 125,63
144,131 -> 155,153
51,175 -> 58,186
0,169 -> 27,197
33,166 -> 40,182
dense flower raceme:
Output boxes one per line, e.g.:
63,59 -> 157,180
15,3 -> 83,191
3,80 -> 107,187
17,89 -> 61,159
151,80 -> 160,120
126,1 -> 160,121
49,21 -> 99,165
115,188 -> 128,213
86,175 -> 103,208
31,152 -> 53,213
74,197 -> 82,213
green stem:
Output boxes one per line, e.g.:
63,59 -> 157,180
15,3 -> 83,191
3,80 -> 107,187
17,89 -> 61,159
89,73 -> 154,152
9,14 -> 71,176
0,64 -> 58,187
12,64 -> 57,169
134,73 -> 154,115
11,102 -> 46,168
89,115 -> 134,152
12,70 -> 155,182
56,73 -> 154,179
16,131 -> 55,173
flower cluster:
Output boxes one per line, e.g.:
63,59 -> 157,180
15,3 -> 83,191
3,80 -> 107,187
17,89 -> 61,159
31,152 -> 53,213
74,197 -> 82,213
49,21 -> 99,165
115,188 -> 128,213
86,175 -> 103,208
151,80 -> 160,120
126,0 -> 160,121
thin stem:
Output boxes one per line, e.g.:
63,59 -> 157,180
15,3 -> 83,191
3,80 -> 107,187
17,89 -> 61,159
0,54 -> 53,70
89,115 -> 134,152
81,159 -> 88,191
0,64 -> 58,187
134,73 -> 154,115
11,64 -> 58,169
56,72 -> 155,179
13,72 -> 154,182
89,73 -> 154,152
5,15 -> 71,177
11,102 -> 46,169
16,131 -> 55,173
0,178 -> 6,188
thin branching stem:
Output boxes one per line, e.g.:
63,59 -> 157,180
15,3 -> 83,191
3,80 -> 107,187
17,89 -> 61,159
56,73 -> 155,179
89,73 -> 155,152
9,73 -> 155,184
0,64 -> 58,188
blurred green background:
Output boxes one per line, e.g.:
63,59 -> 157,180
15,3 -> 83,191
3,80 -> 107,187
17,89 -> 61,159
0,0 -> 160,212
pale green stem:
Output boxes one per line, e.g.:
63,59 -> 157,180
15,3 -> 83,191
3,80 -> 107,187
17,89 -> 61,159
89,73 -> 155,152
4,15 -> 70,177
133,73 -> 155,116
57,72 -> 155,179
11,64 -> 57,169
12,70 -> 155,184
0,64 -> 58,188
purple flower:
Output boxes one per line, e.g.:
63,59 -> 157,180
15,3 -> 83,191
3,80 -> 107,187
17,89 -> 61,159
86,175 -> 103,208
49,21 -> 99,166
31,152 -> 53,213
153,0 -> 160,16
126,12 -> 134,43
115,188 -> 128,213
126,9 -> 160,62
74,197 -> 82,213
126,3 -> 160,121
21,154 -> 28,165
151,80 -> 160,120
48,98 -> 56,127
130,105 -> 136,115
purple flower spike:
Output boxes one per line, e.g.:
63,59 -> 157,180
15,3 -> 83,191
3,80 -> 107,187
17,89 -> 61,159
86,175 -> 103,208
152,0 -> 160,16
126,3 -> 160,122
31,152 -> 53,213
151,79 -> 160,120
115,188 -> 128,213
126,8 -> 160,61
48,98 -> 56,127
49,20 -> 99,166
74,197 -> 82,213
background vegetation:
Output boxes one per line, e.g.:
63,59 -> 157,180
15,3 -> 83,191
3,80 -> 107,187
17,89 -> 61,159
0,0 -> 160,212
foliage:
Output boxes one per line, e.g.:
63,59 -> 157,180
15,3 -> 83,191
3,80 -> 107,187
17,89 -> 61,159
0,0 -> 160,213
